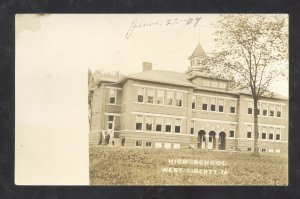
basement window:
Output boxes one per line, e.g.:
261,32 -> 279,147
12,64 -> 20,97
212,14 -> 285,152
136,140 -> 142,147
145,141 -> 152,147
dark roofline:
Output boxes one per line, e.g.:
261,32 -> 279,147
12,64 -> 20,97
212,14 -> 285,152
119,76 -> 195,88
237,91 -> 288,101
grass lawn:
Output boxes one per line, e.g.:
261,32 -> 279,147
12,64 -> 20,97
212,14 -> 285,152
89,146 -> 288,185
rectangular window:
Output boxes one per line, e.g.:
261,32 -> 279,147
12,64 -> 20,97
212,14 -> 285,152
136,140 -> 142,147
164,143 -> 171,149
229,130 -> 234,138
192,95 -> 196,109
191,120 -> 195,134
210,98 -> 216,111
262,103 -> 268,116
276,128 -> 281,140
230,100 -> 236,113
269,128 -> 274,140
203,79 -> 209,86
248,102 -> 253,114
269,105 -> 275,117
108,115 -> 114,130
247,147 -> 252,151
137,88 -> 145,103
247,125 -> 252,138
261,148 -> 267,152
145,141 -> 152,147
165,118 -> 172,132
155,117 -> 162,132
109,89 -> 116,104
136,115 -> 143,130
247,131 -> 252,138
156,90 -> 164,105
108,115 -> 114,121
276,105 -> 281,117
175,92 -> 183,107
269,133 -> 274,140
218,99 -> 224,112
276,134 -> 281,140
175,119 -> 181,133
166,91 -> 174,106
147,88 -> 155,104
202,97 -> 208,111
261,127 -> 267,139
146,116 -> 153,131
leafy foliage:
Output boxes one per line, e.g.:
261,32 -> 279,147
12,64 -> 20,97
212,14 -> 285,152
203,14 -> 288,153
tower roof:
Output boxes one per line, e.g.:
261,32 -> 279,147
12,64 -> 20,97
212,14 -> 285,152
188,43 -> 207,59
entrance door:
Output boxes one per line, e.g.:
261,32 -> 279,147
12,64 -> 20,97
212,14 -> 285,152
201,135 -> 206,149
207,135 -> 213,149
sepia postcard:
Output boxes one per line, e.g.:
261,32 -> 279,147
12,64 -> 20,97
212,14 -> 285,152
15,14 -> 288,185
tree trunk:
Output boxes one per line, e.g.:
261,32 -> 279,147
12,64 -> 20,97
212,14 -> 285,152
253,98 -> 259,154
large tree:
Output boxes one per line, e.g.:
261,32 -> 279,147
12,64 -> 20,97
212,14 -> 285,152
205,14 -> 288,154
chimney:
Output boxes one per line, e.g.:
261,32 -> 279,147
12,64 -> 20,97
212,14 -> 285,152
143,62 -> 152,72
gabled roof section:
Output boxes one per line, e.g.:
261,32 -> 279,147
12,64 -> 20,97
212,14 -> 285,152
120,70 -> 195,88
188,43 -> 207,59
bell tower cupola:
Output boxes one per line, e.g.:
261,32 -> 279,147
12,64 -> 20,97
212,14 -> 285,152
188,42 -> 207,70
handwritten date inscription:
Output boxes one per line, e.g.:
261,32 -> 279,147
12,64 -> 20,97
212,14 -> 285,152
126,17 -> 202,39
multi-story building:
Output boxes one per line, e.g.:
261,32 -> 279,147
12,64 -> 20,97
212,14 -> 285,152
89,42 -> 288,153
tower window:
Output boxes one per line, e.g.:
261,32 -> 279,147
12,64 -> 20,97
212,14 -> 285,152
109,89 -> 116,104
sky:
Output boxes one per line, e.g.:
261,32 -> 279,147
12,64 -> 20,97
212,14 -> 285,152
17,14 -> 288,96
